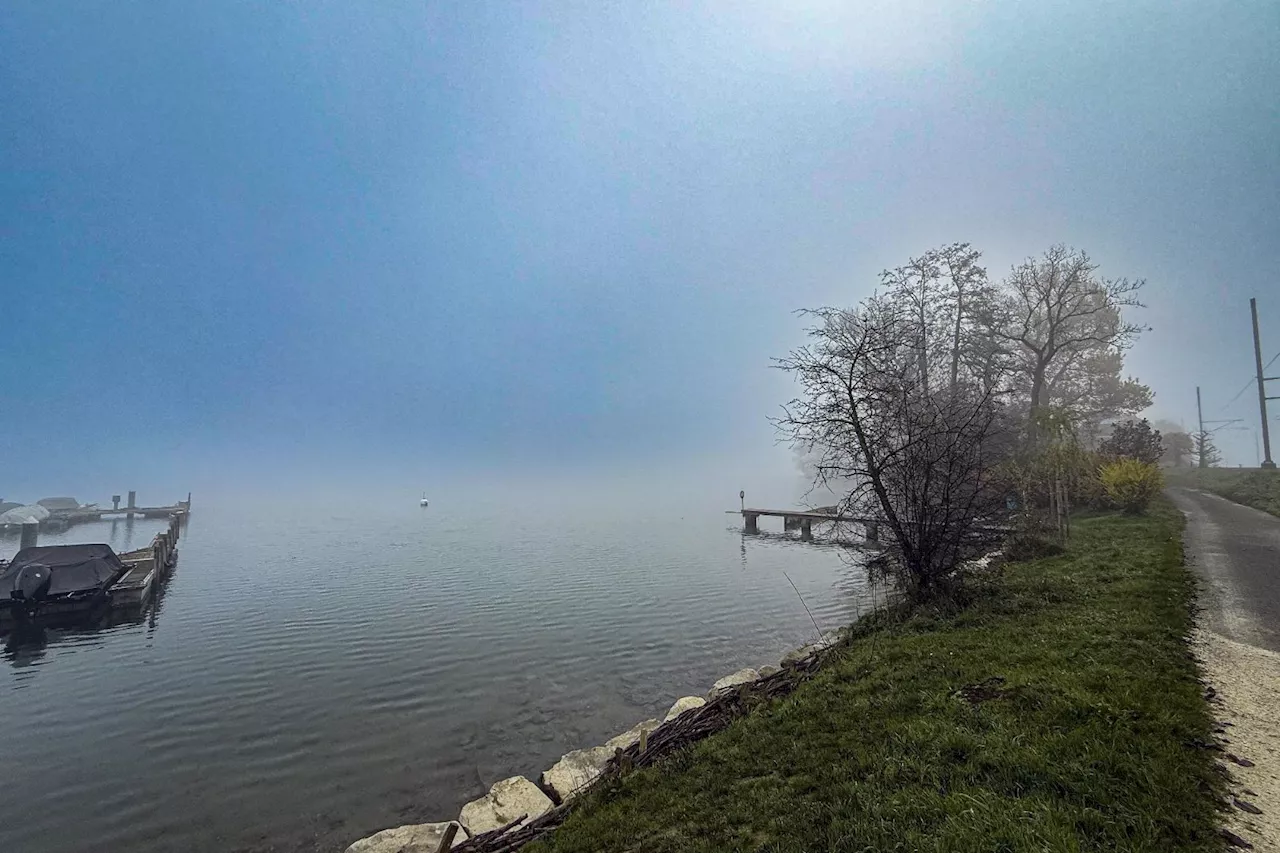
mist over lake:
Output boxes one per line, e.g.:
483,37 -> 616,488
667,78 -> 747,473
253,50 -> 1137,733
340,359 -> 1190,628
0,485 -> 877,853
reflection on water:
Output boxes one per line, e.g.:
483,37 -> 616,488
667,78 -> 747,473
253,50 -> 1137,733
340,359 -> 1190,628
0,499 -> 880,853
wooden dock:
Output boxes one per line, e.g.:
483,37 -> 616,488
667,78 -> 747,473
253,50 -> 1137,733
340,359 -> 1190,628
0,510 -> 186,631
111,511 -> 185,609
737,508 -> 880,542
65,491 -> 192,522
736,507 -> 1013,542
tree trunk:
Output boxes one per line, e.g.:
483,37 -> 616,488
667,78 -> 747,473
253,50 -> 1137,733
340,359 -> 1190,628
918,298 -> 930,397
949,291 -> 963,396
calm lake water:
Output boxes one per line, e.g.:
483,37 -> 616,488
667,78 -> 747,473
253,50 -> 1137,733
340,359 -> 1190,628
0,495 -> 877,853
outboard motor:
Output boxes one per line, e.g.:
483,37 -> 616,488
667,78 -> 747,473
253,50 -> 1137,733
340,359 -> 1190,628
8,563 -> 52,602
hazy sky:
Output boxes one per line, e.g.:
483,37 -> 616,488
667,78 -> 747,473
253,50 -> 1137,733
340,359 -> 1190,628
2,1 -> 1278,501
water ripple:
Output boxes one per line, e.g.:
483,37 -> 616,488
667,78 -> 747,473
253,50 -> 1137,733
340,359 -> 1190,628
0,502 -> 877,853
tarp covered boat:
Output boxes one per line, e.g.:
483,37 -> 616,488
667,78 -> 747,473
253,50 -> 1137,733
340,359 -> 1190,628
0,544 -> 127,613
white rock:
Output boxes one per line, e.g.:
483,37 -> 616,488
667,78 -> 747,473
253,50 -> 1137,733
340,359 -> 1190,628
344,822 -> 467,853
663,695 -> 706,722
459,776 -> 553,836
605,718 -> 661,751
758,665 -> 779,677
817,628 -> 846,649
780,645 -> 818,667
541,745 -> 614,804
708,668 -> 759,699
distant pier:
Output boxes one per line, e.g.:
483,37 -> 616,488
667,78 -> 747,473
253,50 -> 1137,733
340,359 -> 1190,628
737,508 -> 880,542
0,492 -> 193,534
64,491 -> 193,523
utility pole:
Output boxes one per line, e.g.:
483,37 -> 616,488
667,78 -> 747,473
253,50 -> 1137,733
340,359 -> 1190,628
1197,386 -> 1204,440
1251,298 -> 1277,469
1197,386 -> 1208,468
1195,385 -> 1241,468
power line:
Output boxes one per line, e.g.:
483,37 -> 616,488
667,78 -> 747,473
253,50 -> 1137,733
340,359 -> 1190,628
1217,350 -> 1280,413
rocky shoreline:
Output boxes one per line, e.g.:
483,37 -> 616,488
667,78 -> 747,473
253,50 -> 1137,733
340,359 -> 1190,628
344,629 -> 847,853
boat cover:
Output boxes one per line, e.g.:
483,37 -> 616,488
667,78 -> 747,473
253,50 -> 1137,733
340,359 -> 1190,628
0,544 -> 126,598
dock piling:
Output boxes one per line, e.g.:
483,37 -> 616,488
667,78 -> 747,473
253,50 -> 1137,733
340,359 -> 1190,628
19,522 -> 38,550
112,495 -> 121,510
127,491 -> 137,512
865,522 -> 879,543
744,512 -> 760,534
800,518 -> 813,541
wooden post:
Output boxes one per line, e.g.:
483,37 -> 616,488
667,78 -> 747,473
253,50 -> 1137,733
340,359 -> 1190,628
744,512 -> 759,534
19,522 -> 38,551
800,518 -> 813,541
433,823 -> 459,853
639,727 -> 648,754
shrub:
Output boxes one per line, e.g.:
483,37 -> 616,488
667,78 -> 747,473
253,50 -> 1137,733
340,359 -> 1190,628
1099,418 -> 1164,465
1100,459 -> 1163,514
1073,451 -> 1111,510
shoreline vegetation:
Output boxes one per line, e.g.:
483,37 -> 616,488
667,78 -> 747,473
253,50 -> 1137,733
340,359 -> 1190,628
505,503 -> 1223,852
1166,467 -> 1280,518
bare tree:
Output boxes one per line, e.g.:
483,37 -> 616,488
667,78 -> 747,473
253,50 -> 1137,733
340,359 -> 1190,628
985,245 -> 1146,435
936,243 -> 990,396
775,297 -> 1015,600
880,253 -> 943,397
880,243 -> 994,399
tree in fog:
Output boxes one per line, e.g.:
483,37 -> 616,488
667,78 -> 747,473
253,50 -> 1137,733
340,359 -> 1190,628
776,296 -> 1015,600
982,245 -> 1148,437
1161,431 -> 1194,467
1148,419 -> 1193,467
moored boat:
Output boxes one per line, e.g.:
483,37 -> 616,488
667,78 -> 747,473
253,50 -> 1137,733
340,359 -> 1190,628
0,544 -> 128,625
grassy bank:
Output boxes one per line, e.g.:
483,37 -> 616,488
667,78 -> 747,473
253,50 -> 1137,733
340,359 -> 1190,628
529,504 -> 1222,853
1166,467 -> 1280,517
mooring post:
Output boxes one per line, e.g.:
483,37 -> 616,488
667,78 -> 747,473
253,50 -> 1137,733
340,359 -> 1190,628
865,521 -> 879,543
800,518 -> 813,541
19,522 -> 38,550
433,824 -> 459,853
743,512 -> 759,534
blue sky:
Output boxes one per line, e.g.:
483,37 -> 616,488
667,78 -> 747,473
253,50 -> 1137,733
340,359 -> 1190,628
2,1 -> 1278,501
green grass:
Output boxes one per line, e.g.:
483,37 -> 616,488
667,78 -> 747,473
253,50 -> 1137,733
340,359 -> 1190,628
1165,466 -> 1280,517
528,504 -> 1223,853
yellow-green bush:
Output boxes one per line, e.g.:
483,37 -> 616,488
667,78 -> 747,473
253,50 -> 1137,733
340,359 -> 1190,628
1100,458 -> 1163,514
